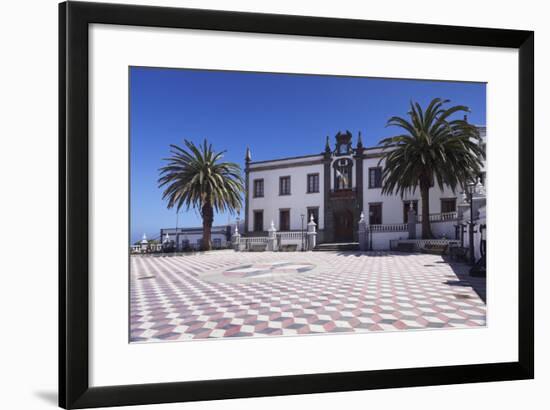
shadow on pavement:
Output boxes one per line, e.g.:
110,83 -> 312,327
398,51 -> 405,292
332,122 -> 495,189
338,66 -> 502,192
441,257 -> 487,303
330,251 -> 487,303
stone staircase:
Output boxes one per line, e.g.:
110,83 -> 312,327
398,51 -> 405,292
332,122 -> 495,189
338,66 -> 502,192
313,242 -> 360,252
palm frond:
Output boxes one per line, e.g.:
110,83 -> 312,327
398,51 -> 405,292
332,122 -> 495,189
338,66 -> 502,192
379,98 -> 484,197
158,139 -> 244,214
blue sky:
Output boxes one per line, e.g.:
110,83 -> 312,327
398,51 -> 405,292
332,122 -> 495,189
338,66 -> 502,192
130,66 -> 486,243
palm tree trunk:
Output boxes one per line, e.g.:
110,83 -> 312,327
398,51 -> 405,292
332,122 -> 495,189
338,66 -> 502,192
201,202 -> 213,251
420,183 -> 433,239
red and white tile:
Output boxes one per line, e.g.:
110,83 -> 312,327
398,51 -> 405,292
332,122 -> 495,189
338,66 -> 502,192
130,250 -> 486,342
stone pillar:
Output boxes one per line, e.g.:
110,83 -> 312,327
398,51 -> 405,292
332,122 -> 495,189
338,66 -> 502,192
407,206 -> 417,239
244,147 -> 251,234
307,215 -> 317,250
232,225 -> 241,252
471,196 -> 486,222
354,135 -> 364,243
268,220 -> 277,251
457,202 -> 468,221
140,233 -> 149,253
322,153 -> 333,243
358,212 -> 368,251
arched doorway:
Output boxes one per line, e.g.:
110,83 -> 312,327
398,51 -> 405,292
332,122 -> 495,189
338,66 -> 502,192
334,210 -> 354,242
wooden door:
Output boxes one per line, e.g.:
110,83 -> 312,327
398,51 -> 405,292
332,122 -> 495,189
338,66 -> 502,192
334,210 -> 353,242
279,210 -> 290,231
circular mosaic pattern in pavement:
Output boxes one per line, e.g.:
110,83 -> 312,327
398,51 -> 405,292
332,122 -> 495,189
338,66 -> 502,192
199,260 -> 318,283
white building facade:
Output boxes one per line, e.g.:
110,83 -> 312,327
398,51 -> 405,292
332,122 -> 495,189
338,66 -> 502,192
245,128 -> 486,244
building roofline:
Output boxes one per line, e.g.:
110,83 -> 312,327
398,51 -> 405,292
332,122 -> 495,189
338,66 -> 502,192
161,225 -> 231,232
362,145 -> 392,152
248,153 -> 323,165
247,145 -> 389,167
247,125 -> 486,166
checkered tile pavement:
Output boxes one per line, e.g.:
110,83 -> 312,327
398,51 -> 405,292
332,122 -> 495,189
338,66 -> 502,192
130,251 -> 486,342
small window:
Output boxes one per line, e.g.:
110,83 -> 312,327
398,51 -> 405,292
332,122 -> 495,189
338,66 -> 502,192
279,176 -> 291,195
279,209 -> 290,231
307,173 -> 319,193
368,167 -> 382,188
253,210 -> 264,232
369,203 -> 382,225
441,198 -> 457,214
253,179 -> 264,198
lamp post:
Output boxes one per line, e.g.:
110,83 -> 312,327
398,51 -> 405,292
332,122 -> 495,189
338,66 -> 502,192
232,214 -> 241,252
300,214 -> 305,251
479,224 -> 487,258
462,178 -> 480,266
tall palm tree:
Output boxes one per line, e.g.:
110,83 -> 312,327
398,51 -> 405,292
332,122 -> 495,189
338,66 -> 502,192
378,98 -> 484,239
158,139 -> 244,251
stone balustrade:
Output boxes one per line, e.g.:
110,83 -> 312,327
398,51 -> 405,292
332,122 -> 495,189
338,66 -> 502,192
232,216 -> 317,252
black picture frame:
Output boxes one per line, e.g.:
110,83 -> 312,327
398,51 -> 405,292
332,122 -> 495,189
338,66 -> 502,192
59,1 -> 534,408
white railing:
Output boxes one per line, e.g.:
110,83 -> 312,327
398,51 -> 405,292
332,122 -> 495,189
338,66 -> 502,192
240,236 -> 269,245
276,231 -> 306,251
369,223 -> 407,232
238,236 -> 270,251
417,212 -> 458,223
232,231 -> 308,251
390,239 -> 460,251
276,231 -> 305,240
130,243 -> 163,254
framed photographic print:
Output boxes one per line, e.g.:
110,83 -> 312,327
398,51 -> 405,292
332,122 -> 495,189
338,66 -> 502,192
59,1 -> 534,408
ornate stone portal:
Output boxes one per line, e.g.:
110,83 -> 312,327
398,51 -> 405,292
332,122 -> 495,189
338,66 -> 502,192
323,131 -> 364,243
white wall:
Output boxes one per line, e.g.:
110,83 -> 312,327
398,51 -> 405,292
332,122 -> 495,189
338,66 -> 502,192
1,1 -> 546,410
371,231 -> 409,250
248,162 -> 324,231
415,221 -> 458,239
368,222 -> 457,250
164,232 -> 230,247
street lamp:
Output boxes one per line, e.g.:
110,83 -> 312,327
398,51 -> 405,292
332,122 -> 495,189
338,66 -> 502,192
462,177 -> 481,266
300,214 -> 305,251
